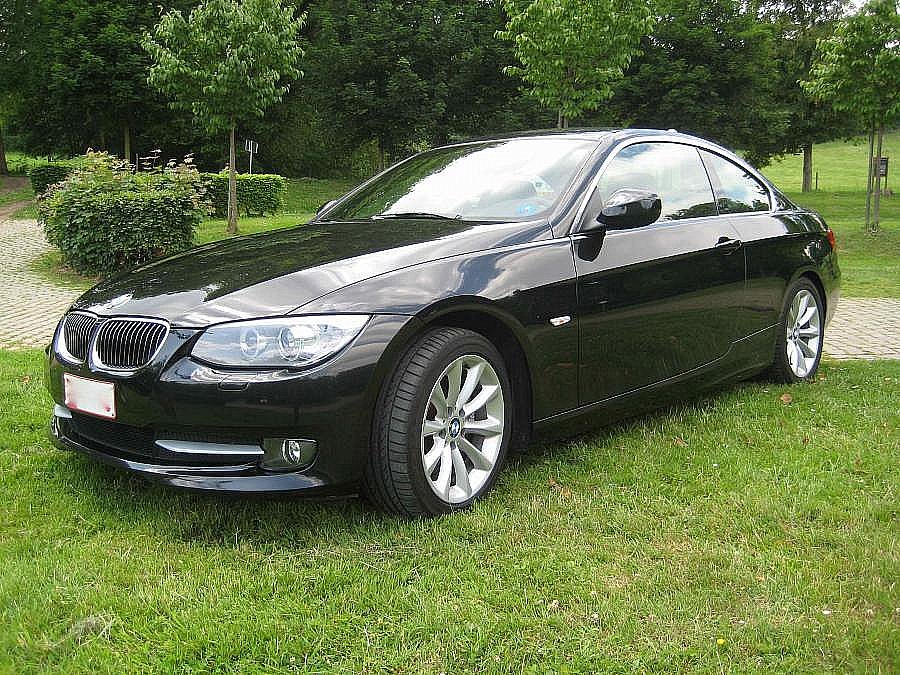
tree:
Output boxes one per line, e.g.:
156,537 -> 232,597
609,0 -> 791,167
3,0 -> 196,160
763,0 -> 858,192
497,0 -> 654,128
0,0 -> 33,173
803,0 -> 899,231
145,0 -> 305,233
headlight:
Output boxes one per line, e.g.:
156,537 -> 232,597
191,315 -> 370,368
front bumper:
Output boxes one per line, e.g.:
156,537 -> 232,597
50,417 -> 337,493
46,314 -> 420,494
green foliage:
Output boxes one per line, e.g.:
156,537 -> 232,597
803,0 -> 900,127
27,163 -> 73,194
307,0 -> 544,165
38,152 -> 206,275
498,0 -> 654,124
145,0 -> 306,137
201,172 -> 286,216
610,0 -> 790,166
763,0 -> 858,150
2,0 -> 196,158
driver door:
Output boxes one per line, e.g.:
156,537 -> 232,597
574,141 -> 747,405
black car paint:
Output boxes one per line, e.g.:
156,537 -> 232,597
47,129 -> 840,494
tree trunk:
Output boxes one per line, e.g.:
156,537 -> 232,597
865,125 -> 874,230
801,143 -> 813,192
557,109 -> 563,129
123,123 -> 131,166
227,125 -> 239,235
0,122 -> 8,176
872,124 -> 884,233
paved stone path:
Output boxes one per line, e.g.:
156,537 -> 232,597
824,297 -> 900,360
0,214 -> 898,359
0,217 -> 82,348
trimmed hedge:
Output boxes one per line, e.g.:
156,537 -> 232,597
201,172 -> 286,217
28,163 -> 74,194
39,153 -> 206,276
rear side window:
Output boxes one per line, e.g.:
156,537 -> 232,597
597,142 -> 717,221
701,151 -> 770,214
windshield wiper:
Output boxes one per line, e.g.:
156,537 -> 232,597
372,212 -> 458,220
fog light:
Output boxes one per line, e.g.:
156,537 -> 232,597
261,437 -> 317,471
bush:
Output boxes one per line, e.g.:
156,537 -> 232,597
28,163 -> 74,194
201,172 -> 286,217
39,152 -> 208,276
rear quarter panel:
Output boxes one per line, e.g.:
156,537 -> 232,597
729,209 -> 840,330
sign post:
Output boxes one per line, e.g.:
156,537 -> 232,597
244,139 -> 259,175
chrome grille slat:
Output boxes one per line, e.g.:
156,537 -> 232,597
60,312 -> 98,362
93,317 -> 169,371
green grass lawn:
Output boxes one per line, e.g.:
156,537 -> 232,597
1,350 -> 897,672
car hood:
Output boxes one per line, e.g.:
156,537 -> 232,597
73,218 -> 549,326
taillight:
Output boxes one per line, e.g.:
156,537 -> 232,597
826,228 -> 837,250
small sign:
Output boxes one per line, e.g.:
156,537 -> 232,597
244,139 -> 258,154
878,157 -> 888,178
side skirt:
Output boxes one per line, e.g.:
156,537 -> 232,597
531,325 -> 777,441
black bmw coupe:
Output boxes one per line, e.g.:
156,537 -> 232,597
46,129 -> 840,517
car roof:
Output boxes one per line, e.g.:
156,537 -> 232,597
441,127 -> 720,149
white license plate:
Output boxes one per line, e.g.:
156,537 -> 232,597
63,374 -> 116,420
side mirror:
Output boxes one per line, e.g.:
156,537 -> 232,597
316,199 -> 337,219
590,189 -> 662,231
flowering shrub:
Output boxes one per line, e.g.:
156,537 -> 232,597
38,152 -> 209,276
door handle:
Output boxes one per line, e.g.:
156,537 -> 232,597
715,236 -> 743,254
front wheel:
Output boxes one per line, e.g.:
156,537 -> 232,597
769,278 -> 824,383
363,328 -> 512,518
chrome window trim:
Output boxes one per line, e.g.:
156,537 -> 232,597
54,310 -> 99,365
569,133 -> 776,234
90,316 -> 170,374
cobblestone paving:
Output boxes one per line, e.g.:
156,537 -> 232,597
0,215 -> 898,359
0,218 -> 81,349
824,297 -> 900,360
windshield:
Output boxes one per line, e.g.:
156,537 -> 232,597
322,138 -> 598,222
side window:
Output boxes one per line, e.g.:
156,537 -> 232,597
596,142 -> 717,221
701,151 -> 770,214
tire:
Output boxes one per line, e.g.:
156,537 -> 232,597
363,327 -> 513,518
768,278 -> 824,383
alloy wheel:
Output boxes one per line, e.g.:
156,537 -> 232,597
421,354 -> 505,504
786,289 -> 821,378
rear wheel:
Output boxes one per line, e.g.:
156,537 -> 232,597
364,327 -> 512,518
769,278 -> 824,383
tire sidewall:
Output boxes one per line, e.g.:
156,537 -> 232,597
402,331 -> 513,515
